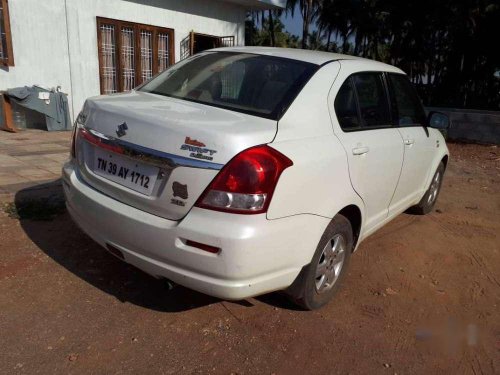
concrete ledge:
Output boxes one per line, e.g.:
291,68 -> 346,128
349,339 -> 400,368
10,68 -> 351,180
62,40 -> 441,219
427,107 -> 500,145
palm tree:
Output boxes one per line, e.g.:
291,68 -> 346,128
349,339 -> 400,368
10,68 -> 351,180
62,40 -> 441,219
268,8 -> 284,47
286,0 -> 320,49
312,0 -> 500,110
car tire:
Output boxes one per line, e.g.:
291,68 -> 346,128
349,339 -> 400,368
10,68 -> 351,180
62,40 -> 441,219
285,214 -> 353,310
408,162 -> 445,215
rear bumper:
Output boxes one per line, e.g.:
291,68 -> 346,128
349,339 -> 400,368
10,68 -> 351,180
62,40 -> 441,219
62,161 -> 329,300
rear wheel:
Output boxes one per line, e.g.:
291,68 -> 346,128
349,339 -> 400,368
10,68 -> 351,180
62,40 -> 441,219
408,162 -> 445,215
285,215 -> 353,310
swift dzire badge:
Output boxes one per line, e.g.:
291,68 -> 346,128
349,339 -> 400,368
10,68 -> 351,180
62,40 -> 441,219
180,136 -> 217,161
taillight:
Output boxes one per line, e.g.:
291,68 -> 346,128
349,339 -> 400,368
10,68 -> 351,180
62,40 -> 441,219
71,112 -> 87,158
79,128 -> 124,154
195,145 -> 293,214
70,125 -> 77,158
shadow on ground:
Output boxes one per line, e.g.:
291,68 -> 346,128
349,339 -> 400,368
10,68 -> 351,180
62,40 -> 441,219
14,181 -> 298,312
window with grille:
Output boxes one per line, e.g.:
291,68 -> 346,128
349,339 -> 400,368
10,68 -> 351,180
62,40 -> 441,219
97,17 -> 174,95
180,32 -> 235,61
0,0 -> 14,66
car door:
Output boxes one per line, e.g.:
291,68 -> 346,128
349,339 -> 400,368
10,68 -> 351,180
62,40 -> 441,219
386,73 -> 435,215
332,72 -> 404,234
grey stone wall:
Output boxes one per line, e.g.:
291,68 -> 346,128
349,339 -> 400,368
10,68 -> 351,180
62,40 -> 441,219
427,107 -> 500,145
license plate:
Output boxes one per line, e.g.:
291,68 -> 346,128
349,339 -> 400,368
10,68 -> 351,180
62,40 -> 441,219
93,148 -> 159,196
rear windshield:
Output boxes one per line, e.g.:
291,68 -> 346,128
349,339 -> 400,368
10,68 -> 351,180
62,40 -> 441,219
139,52 -> 318,120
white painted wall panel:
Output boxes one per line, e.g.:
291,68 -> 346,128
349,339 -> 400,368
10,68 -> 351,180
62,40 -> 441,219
0,0 -> 73,116
1,0 -> 246,121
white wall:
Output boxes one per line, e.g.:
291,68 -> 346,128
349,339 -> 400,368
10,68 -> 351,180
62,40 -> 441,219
0,0 -> 246,121
0,0 -> 73,112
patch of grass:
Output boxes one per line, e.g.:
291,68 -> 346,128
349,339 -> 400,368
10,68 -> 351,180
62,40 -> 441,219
2,196 -> 66,221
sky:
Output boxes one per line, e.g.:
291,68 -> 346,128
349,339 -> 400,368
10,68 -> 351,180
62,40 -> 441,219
267,5 -> 318,38
280,8 -> 303,36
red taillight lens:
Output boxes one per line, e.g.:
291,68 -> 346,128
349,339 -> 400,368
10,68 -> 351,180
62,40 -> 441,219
70,125 -> 77,158
195,145 -> 293,214
79,128 -> 124,154
185,240 -> 220,254
72,111 -> 87,159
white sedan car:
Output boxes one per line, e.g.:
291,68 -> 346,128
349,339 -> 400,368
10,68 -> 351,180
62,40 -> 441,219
63,47 -> 449,310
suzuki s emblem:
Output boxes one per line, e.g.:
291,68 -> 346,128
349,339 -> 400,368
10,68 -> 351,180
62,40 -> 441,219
116,122 -> 128,137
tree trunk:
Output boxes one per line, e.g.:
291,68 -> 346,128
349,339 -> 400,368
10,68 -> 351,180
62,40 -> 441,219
268,10 -> 275,47
343,31 -> 351,54
354,33 -> 361,55
315,24 -> 323,50
302,0 -> 313,49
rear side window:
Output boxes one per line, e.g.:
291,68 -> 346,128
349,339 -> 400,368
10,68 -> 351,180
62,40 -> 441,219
334,78 -> 361,129
388,74 -> 427,126
352,73 -> 391,127
139,52 -> 318,120
335,73 -> 392,131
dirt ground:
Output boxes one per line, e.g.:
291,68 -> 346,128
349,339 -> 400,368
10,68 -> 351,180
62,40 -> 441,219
0,142 -> 499,374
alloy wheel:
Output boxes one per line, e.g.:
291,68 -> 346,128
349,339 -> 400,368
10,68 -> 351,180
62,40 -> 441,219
427,171 -> 441,205
315,234 -> 346,293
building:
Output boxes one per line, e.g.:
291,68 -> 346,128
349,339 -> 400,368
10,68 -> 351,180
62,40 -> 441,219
0,0 -> 285,123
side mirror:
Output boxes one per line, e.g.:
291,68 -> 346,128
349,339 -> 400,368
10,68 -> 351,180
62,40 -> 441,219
428,111 -> 450,130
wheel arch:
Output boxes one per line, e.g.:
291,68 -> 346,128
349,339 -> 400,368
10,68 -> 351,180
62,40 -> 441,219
423,144 -> 449,193
337,204 -> 362,251
441,154 -> 449,169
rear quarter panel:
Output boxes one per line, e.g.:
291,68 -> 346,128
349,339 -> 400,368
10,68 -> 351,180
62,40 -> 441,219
267,61 -> 365,222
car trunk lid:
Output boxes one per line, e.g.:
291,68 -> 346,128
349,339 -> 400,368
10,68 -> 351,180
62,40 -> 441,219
75,91 -> 277,221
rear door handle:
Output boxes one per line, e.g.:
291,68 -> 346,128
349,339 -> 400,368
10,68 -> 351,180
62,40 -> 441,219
352,146 -> 369,155
404,139 -> 415,145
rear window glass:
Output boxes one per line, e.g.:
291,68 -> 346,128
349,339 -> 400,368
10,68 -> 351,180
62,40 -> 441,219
139,52 -> 317,120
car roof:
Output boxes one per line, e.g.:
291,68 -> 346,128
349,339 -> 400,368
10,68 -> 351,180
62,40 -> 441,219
211,46 -> 403,73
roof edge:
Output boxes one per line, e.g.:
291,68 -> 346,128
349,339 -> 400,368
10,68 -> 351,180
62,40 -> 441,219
220,0 -> 286,10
